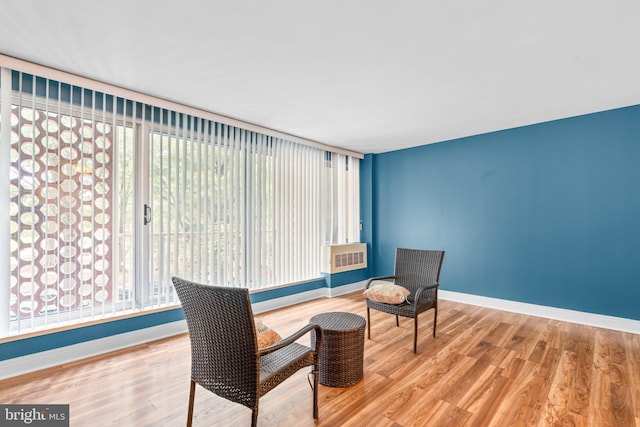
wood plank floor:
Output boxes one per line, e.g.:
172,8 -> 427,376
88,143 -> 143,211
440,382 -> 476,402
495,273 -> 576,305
2,292 -> 640,426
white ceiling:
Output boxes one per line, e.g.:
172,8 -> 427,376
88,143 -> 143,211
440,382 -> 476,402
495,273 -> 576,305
1,1 -> 639,154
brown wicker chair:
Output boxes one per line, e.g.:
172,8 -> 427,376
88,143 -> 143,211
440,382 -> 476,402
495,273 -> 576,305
172,277 -> 322,427
365,248 -> 445,353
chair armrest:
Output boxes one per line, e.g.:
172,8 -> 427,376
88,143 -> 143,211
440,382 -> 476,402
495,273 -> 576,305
365,276 -> 396,290
413,283 -> 439,303
258,323 -> 323,356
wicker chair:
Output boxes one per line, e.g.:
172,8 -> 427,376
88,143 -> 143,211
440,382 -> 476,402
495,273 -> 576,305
365,249 -> 445,353
172,277 -> 322,427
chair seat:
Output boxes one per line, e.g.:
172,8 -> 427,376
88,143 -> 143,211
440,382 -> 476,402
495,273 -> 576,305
366,299 -> 435,317
259,343 -> 315,395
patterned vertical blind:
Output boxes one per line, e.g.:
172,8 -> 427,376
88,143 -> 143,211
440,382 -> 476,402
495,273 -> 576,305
1,66 -> 360,335
4,72 -> 135,332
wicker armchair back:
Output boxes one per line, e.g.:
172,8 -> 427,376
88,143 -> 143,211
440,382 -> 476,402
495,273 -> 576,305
172,276 -> 322,427
365,249 -> 445,353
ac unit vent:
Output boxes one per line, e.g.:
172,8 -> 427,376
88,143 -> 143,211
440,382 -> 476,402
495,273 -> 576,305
321,243 -> 367,274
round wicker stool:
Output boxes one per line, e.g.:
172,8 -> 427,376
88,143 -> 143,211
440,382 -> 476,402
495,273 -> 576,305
310,311 -> 366,387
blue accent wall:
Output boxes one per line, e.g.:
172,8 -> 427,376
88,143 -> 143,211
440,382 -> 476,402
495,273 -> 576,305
249,278 -> 327,302
360,154 -> 374,278
322,270 -> 368,288
1,309 -> 185,360
368,105 -> 640,320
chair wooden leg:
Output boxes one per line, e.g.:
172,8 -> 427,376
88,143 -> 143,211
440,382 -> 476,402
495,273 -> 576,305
396,315 -> 399,327
251,406 -> 259,427
414,316 -> 418,353
312,367 -> 319,419
187,380 -> 196,427
367,307 -> 371,339
433,306 -> 438,337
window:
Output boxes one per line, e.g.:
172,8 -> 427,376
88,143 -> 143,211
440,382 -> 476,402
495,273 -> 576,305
3,72 -> 136,333
0,66 -> 360,336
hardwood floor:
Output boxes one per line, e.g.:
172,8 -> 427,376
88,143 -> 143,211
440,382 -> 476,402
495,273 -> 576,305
2,292 -> 640,426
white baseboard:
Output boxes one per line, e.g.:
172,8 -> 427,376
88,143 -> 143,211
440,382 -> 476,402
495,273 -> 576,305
251,280 -> 365,313
252,288 -> 328,314
329,280 -> 367,297
439,289 -> 640,335
0,320 -> 188,381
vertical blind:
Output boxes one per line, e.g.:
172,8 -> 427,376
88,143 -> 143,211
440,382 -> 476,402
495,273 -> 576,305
1,67 -> 360,335
3,70 -> 136,333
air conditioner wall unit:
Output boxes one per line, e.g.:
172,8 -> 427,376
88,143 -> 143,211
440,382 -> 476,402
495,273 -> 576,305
321,243 -> 367,274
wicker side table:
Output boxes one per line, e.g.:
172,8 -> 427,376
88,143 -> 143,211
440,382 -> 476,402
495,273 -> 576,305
310,312 -> 366,387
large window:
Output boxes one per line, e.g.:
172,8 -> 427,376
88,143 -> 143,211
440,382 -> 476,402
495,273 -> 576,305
0,66 -> 360,336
